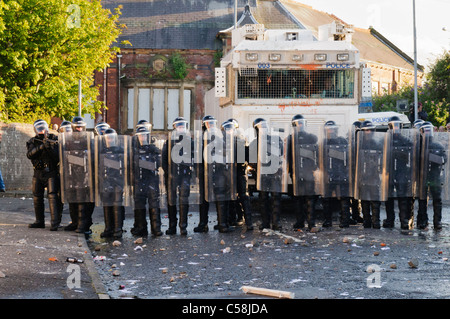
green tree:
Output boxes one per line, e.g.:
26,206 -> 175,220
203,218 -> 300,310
0,0 -> 125,123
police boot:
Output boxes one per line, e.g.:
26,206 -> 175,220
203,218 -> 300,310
165,205 -> 178,235
398,198 -> 410,230
100,207 -> 114,238
131,209 -> 148,237
339,198 -> 351,228
383,198 -> 395,228
259,192 -> 271,230
322,199 -> 333,228
293,197 -> 305,230
113,206 -> 124,239
150,208 -> 163,236
29,196 -> 45,228
371,202 -> 381,229
48,195 -> 61,231
75,203 -> 90,233
351,199 -> 364,224
433,199 -> 443,230
416,199 -> 428,229
194,202 -> 209,233
271,194 -> 282,231
361,201 -> 372,228
65,203 -> 78,231
306,197 -> 317,231
216,201 -> 232,233
242,198 -> 254,230
179,204 -> 189,235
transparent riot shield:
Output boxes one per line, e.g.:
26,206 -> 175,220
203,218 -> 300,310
256,125 -> 289,193
387,129 -> 419,198
419,132 -> 450,201
167,130 -> 201,206
131,136 -> 167,209
59,131 -> 94,203
204,127 -> 237,202
320,125 -> 353,198
95,135 -> 131,207
354,131 -> 389,201
290,125 -> 321,196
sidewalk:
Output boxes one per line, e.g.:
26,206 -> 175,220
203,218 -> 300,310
0,191 -> 107,299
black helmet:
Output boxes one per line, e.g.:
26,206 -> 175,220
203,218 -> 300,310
172,117 -> 188,131
201,115 -> 217,131
253,118 -> 267,130
413,119 -> 425,128
71,116 -> 86,132
33,119 -> 49,136
94,122 -> 110,136
361,120 -> 375,131
103,128 -> 118,148
324,120 -> 338,138
221,120 -> 235,132
135,119 -> 152,133
135,126 -> 151,146
420,123 -> 434,136
227,118 -> 239,129
59,120 -> 72,133
388,116 -> 402,132
291,114 -> 306,130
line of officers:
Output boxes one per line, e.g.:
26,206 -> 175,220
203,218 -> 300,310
26,113 -> 448,239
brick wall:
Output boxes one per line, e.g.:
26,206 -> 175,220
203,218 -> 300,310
0,123 -> 36,190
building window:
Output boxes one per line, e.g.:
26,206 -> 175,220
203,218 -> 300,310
126,86 -> 192,131
237,69 -> 355,100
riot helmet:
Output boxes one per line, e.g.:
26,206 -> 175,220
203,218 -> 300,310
291,114 -> 306,131
420,122 -> 434,136
172,117 -> 188,133
94,122 -> 110,136
388,116 -> 402,133
361,120 -> 375,131
59,120 -> 73,133
103,128 -> 118,148
135,119 -> 152,133
352,121 -> 362,131
413,119 -> 425,129
71,116 -> 86,132
227,118 -> 239,129
324,120 -> 338,139
33,119 -> 49,137
202,115 -> 217,131
253,118 -> 268,131
221,120 -> 235,133
135,126 -> 151,146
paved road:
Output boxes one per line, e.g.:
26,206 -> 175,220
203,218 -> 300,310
1,192 -> 449,301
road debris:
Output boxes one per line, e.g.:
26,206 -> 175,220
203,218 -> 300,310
241,286 -> 295,299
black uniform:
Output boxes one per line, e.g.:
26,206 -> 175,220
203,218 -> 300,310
131,138 -> 163,237
288,129 -> 319,230
322,134 -> 351,228
26,133 -> 61,230
384,131 -> 416,229
162,133 -> 195,235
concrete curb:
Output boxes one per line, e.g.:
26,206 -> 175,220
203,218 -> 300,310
77,233 -> 110,299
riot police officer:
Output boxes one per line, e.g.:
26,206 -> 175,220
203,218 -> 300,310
26,119 -> 61,230
288,114 -> 319,231
321,121 -> 351,228
130,125 -> 163,237
227,118 -> 253,230
162,117 -> 198,235
251,118 -> 285,231
97,128 -> 128,239
384,116 -> 417,230
350,121 -> 364,224
193,115 -> 214,233
418,123 -> 447,230
355,120 -> 388,229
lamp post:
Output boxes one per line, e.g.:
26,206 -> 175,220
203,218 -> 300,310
413,0 -> 418,121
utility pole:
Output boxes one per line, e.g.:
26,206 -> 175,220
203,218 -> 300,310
413,0 -> 419,121
78,79 -> 82,117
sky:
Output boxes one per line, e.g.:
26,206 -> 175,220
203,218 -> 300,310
292,0 -> 450,71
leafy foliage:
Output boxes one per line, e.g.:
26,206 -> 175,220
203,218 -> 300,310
0,0 -> 124,123
168,52 -> 189,80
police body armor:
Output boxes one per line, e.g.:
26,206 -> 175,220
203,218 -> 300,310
354,131 -> 389,201
256,126 -> 289,193
320,125 -> 353,199
131,136 -> 166,209
204,126 -> 237,202
95,134 -> 130,207
59,131 -> 95,204
290,125 -> 321,196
